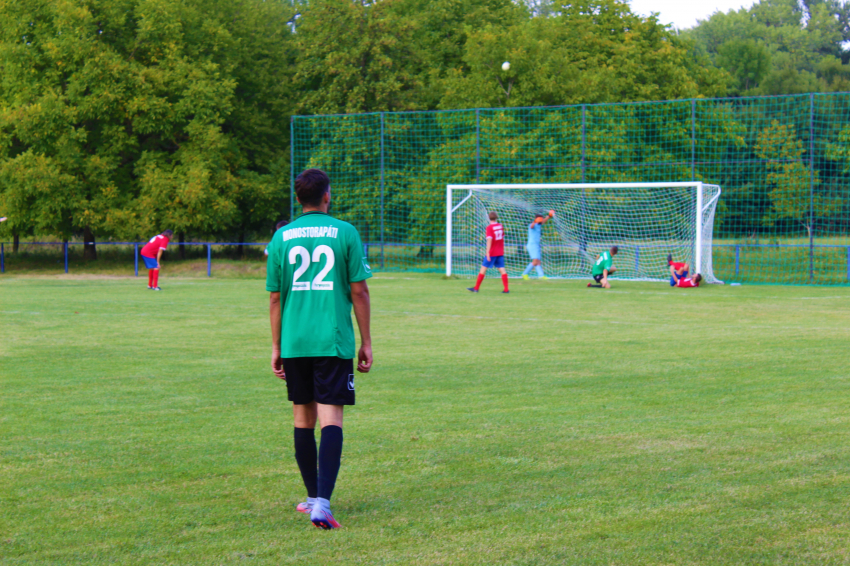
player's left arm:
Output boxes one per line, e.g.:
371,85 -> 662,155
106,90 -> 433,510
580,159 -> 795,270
156,248 -> 164,268
269,292 -> 285,379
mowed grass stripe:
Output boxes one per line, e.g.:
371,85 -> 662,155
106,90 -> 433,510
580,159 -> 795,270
1,275 -> 848,565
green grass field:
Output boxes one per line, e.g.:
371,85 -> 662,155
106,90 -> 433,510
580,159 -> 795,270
1,274 -> 849,565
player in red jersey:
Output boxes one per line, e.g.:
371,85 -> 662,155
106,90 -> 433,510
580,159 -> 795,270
667,254 -> 691,286
140,229 -> 173,290
676,274 -> 702,287
468,212 -> 509,294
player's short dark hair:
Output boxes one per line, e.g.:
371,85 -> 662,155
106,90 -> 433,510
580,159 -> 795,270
488,211 -> 498,221
273,220 -> 288,233
534,213 -> 544,219
611,245 -> 619,254
695,273 -> 703,282
162,229 -> 173,237
295,169 -> 330,206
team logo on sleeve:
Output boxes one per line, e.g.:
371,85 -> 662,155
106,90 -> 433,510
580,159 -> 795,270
347,374 -> 355,391
362,258 -> 371,274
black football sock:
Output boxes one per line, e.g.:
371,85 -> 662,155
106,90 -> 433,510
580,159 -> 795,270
293,427 -> 318,499
588,284 -> 603,288
317,425 -> 343,501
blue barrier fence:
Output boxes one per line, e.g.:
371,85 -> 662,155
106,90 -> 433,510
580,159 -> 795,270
1,241 -> 850,281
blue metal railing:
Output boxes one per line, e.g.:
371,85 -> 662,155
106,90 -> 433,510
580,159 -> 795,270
1,241 -> 849,281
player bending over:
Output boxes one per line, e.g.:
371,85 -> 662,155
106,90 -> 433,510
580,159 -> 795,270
140,229 -> 173,291
467,211 -> 509,294
522,210 -> 555,280
676,273 -> 702,288
588,246 -> 618,289
267,168 -> 373,530
667,254 -> 691,286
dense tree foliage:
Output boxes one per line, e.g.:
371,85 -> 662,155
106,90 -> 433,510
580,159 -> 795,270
685,0 -> 850,96
1,0 -> 848,246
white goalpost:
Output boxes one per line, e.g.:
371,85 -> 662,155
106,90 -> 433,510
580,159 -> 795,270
446,183 -> 723,283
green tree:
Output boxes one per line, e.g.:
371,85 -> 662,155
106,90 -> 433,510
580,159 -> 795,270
293,0 -> 424,115
439,0 -> 726,109
0,0 -> 292,254
686,0 -> 850,95
716,39 -> 772,94
755,120 -> 839,237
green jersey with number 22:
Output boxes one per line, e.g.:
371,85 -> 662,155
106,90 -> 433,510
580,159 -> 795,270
266,211 -> 372,359
591,251 -> 613,276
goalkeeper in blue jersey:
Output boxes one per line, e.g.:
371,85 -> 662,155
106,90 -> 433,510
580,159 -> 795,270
521,210 -> 555,280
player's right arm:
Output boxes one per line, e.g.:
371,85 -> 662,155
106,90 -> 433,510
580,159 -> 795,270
351,281 -> 372,373
485,236 -> 493,261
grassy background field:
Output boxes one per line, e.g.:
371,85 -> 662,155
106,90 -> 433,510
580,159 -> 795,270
1,274 -> 849,565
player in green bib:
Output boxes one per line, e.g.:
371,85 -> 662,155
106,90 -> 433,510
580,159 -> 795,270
266,169 -> 372,530
588,245 -> 618,289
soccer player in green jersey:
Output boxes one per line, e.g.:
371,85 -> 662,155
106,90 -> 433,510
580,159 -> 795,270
266,169 -> 373,530
588,245 -> 618,288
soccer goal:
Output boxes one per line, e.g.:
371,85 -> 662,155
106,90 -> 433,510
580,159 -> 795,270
446,183 -> 723,283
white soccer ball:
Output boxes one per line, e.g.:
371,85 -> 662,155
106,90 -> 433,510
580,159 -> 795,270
502,61 -> 510,71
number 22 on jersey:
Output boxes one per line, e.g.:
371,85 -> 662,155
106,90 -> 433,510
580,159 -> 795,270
289,245 -> 335,291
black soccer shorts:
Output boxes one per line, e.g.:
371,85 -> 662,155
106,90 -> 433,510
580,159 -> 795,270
593,273 -> 605,283
282,357 -> 355,406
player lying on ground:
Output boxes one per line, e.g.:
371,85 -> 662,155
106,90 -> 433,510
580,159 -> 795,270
588,246 -> 618,289
676,273 -> 702,287
667,254 -> 691,286
267,168 -> 373,530
522,210 -> 555,280
140,229 -> 173,291
468,211 -> 509,294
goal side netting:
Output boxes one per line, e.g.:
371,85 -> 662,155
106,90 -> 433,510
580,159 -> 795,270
446,183 -> 722,283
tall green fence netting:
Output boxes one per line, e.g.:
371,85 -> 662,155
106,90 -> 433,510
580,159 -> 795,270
291,93 -> 850,285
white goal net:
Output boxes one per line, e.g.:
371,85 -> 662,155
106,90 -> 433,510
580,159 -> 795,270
446,183 -> 722,283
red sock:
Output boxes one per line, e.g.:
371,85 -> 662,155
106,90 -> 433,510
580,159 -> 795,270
474,273 -> 485,290
148,270 -> 153,287
501,273 -> 509,291
152,269 -> 159,288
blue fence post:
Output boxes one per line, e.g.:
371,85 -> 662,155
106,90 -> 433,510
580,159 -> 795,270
735,245 -> 740,278
134,244 -> 139,276
207,244 -> 211,277
1,243 -> 4,273
634,246 -> 639,274
847,246 -> 849,281
64,242 -> 68,273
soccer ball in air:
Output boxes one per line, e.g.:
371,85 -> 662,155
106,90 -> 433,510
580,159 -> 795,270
502,61 -> 510,71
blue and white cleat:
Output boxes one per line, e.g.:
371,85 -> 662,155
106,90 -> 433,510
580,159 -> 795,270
310,504 -> 341,529
466,287 -> 479,293
296,499 -> 314,515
